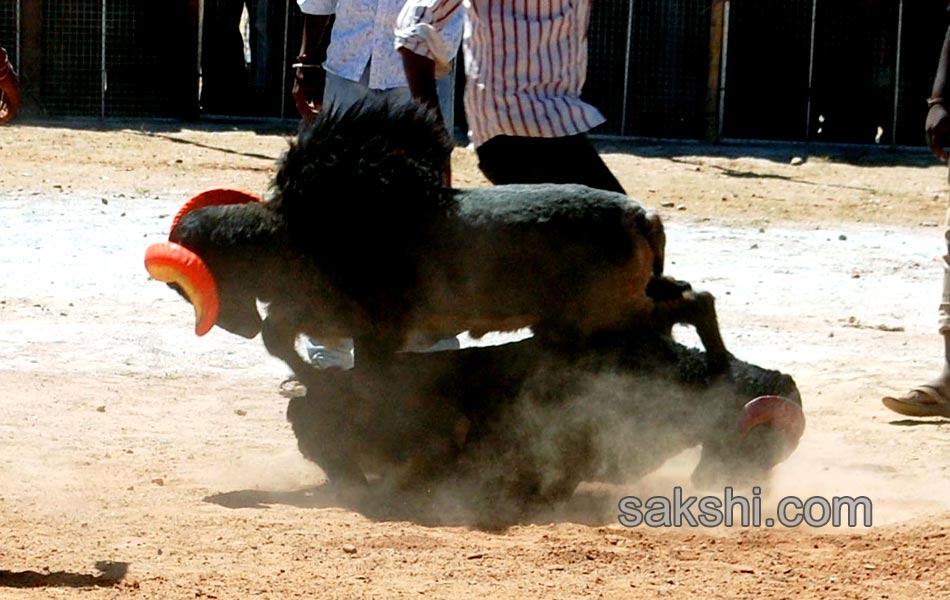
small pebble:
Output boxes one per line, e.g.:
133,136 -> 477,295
735,566 -> 755,574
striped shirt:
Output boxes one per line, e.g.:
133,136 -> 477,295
395,0 -> 606,148
299,0 -> 463,91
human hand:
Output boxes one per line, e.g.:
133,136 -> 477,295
292,64 -> 325,126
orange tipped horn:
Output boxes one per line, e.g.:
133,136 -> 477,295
170,188 -> 263,234
737,395 -> 806,451
145,242 -> 220,336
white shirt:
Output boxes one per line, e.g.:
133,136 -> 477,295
395,0 -> 606,147
298,0 -> 463,91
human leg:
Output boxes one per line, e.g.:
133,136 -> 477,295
200,0 -> 250,113
245,0 -> 285,114
435,59 -> 456,138
476,134 -> 625,194
321,69 -> 371,114
307,337 -> 355,369
883,179 -> 950,417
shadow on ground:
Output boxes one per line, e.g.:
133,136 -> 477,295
595,138 -> 934,169
10,115 -> 297,136
205,483 -> 618,532
10,116 -> 933,169
888,418 -> 950,427
0,561 -> 129,589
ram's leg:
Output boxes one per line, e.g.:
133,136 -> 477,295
261,313 -> 317,386
646,275 -> 693,337
646,275 -> 692,300
652,288 -> 730,374
352,331 -> 406,368
642,209 -> 667,278
286,392 -> 368,488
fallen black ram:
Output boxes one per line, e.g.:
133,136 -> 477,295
286,325 -> 805,513
144,97 -> 728,382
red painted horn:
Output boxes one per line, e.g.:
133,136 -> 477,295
170,188 -> 263,234
145,242 -> 219,336
737,395 -> 805,454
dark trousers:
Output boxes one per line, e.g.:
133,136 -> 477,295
201,0 -> 286,115
475,134 -> 626,194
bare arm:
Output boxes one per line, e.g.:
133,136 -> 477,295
298,13 -> 332,65
926,24 -> 950,161
395,0 -> 464,117
399,48 -> 440,113
292,14 -> 333,122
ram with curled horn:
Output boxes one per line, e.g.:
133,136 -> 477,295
286,325 -> 806,506
145,96 -> 731,387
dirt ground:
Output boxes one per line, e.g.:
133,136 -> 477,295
2,118 -> 950,599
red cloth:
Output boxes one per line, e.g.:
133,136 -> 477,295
0,47 -> 21,125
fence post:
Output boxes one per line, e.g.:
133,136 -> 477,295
101,0 -> 106,118
20,0 -> 40,98
805,0 -> 818,141
891,0 -> 903,147
281,0 -> 290,119
15,0 -> 20,69
619,0 -> 634,135
706,0 -> 726,142
198,0 -> 204,106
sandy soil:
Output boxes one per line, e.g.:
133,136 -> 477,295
1,119 -> 950,598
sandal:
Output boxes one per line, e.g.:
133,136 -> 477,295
279,377 -> 307,399
882,385 -> 950,418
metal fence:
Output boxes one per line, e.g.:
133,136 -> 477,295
7,0 -> 292,119
584,0 -> 949,145
720,0 -> 947,145
5,0 -> 950,146
0,1 -> 17,69
586,0 -> 712,139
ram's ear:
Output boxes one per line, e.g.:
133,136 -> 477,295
145,242 -> 219,336
170,188 -> 263,234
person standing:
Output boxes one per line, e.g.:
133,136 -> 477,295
395,0 -> 625,194
293,0 -> 462,132
883,5 -> 950,418
201,0 -> 285,115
